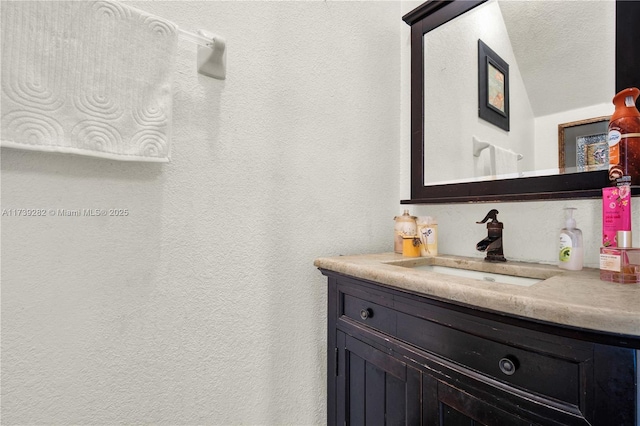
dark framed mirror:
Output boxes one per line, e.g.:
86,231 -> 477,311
402,0 -> 640,204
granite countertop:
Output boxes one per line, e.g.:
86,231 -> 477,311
314,252 -> 640,337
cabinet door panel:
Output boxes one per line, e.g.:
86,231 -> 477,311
386,371 -> 414,426
423,374 -> 537,426
349,357 -> 399,426
336,331 -> 421,425
349,350 -> 366,425
365,362 -> 388,426
440,404 -> 476,426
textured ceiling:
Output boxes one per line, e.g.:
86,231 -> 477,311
498,0 -> 616,117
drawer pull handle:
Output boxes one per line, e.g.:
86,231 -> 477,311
359,308 -> 373,320
499,356 -> 519,376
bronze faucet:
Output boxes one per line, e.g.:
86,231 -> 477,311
476,209 -> 506,262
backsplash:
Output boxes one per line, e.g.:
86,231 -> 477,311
406,199 -> 640,268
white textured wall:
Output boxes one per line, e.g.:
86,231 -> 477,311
499,0 -> 615,118
1,1 -> 401,424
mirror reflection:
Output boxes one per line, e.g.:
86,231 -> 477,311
423,0 -> 615,186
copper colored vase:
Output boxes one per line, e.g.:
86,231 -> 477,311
608,87 -> 640,185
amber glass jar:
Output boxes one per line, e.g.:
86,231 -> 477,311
608,87 -> 640,185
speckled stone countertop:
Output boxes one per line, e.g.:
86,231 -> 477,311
314,252 -> 640,337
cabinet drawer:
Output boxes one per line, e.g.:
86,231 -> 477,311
342,293 -> 397,336
397,312 -> 582,406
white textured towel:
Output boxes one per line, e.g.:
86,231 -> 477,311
490,145 -> 520,177
1,1 -> 178,162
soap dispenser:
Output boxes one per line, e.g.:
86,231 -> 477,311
558,208 -> 583,271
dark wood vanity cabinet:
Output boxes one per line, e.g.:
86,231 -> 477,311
323,270 -> 639,425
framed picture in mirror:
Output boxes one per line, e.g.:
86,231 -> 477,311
558,116 -> 610,174
478,39 -> 509,131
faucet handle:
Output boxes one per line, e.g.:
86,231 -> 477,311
477,209 -> 500,224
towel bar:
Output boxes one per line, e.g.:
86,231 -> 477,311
178,29 -> 216,48
472,136 -> 522,160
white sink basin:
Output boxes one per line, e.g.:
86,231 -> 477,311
410,264 -> 542,287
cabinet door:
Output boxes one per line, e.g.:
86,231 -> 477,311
423,375 -> 539,426
335,331 -> 421,426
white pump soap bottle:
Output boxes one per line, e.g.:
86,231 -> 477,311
558,207 -> 583,270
